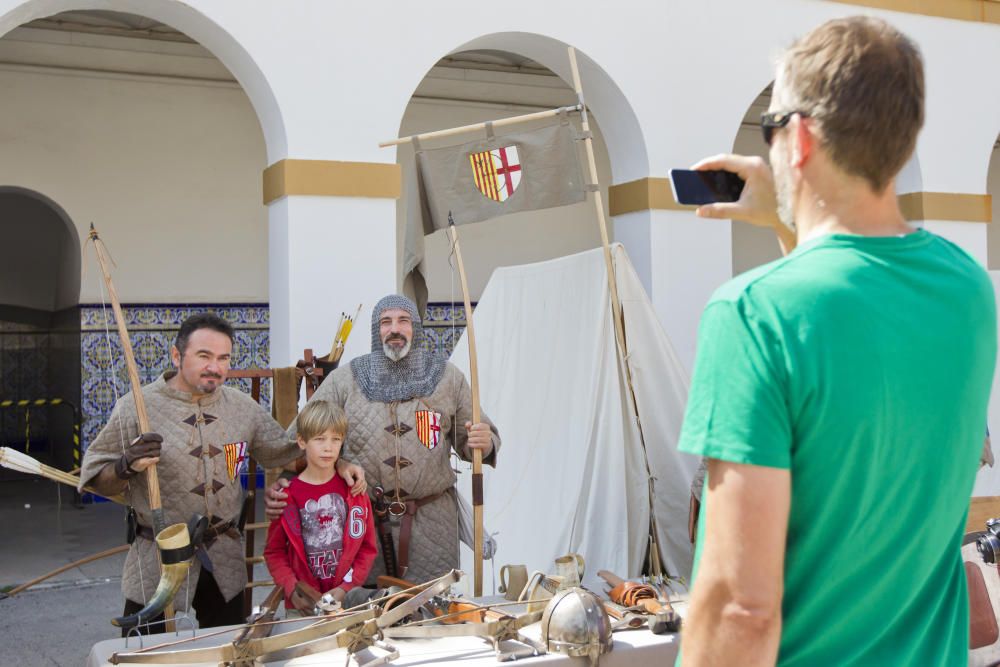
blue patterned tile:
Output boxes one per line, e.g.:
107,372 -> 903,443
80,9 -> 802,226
81,304 -> 270,453
422,302 -> 474,358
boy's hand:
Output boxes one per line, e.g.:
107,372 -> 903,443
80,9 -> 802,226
336,460 -> 367,497
265,478 -> 290,521
291,581 -> 322,614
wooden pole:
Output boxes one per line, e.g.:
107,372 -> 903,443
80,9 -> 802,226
566,48 -> 625,353
566,48 -> 665,577
380,104 -> 581,147
446,220 -> 484,597
4,545 -> 129,597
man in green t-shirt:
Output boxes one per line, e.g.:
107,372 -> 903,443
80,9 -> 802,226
677,16 -> 996,667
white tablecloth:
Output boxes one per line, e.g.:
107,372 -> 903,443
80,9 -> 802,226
88,618 -> 679,666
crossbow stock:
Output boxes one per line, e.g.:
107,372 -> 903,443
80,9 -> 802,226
110,569 -> 548,666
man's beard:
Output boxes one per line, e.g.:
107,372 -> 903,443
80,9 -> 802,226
383,335 -> 411,362
197,373 -> 223,393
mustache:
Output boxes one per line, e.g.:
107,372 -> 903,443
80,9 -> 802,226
384,334 -> 408,343
201,372 -> 223,380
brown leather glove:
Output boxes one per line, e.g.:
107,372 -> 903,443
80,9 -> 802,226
291,581 -> 322,615
114,433 -> 163,480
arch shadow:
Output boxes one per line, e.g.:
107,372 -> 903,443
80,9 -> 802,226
0,0 -> 287,161
397,32 -> 649,184
0,185 -> 80,311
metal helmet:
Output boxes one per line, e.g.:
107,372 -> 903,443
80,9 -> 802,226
540,587 -> 613,665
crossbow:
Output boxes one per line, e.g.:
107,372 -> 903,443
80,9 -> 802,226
110,569 -> 547,666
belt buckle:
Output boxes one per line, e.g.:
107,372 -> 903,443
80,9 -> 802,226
388,501 -> 406,517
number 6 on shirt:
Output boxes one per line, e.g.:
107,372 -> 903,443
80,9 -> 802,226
349,506 -> 365,539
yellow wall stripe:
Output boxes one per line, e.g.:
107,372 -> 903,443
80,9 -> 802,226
609,178 -> 993,223
262,159 -> 401,204
608,177 -> 691,216
828,0 -> 1000,25
898,191 -> 992,223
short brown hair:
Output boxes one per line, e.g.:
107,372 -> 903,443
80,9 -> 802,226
295,400 -> 348,442
779,16 -> 924,192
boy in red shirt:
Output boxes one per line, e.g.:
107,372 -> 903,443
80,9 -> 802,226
264,400 -> 376,615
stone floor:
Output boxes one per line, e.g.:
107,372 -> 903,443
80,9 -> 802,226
0,478 -> 271,666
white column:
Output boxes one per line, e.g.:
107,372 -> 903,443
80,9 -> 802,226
268,195 -> 397,368
615,209 -> 733,374
922,220 -> 988,266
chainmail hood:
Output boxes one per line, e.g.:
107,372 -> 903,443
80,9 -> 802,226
350,294 -> 447,403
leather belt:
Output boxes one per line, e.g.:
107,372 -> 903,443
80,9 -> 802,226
135,519 -> 240,543
375,491 -> 445,578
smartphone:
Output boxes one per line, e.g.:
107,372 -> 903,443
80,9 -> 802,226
669,169 -> 745,206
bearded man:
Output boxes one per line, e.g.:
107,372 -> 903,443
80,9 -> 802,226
268,295 -> 500,584
80,313 -> 365,633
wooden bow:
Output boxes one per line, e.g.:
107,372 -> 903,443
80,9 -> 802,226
446,215 -> 485,597
89,224 -> 188,631
89,224 -> 168,534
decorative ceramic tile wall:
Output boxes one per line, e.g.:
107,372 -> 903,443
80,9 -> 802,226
422,302 -> 474,358
79,302 -> 472,454
80,304 -> 270,453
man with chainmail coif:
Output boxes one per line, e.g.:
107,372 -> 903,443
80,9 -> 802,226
267,295 -> 500,584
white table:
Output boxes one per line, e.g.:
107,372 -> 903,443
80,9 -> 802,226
88,618 -> 679,666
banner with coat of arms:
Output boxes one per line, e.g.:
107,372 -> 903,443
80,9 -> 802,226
402,116 -> 587,307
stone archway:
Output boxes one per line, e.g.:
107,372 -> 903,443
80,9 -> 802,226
986,133 -> 1000,270
0,1 -> 283,471
392,33 -> 648,354
0,0 -> 285,159
0,186 -> 81,479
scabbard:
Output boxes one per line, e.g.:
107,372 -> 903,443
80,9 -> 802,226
372,486 -> 399,578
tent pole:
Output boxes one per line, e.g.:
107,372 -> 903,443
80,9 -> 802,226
379,104 -> 582,148
567,47 -> 667,579
447,219 -> 485,597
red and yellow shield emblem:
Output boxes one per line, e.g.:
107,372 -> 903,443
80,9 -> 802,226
415,410 -> 442,450
223,441 -> 248,481
469,145 -> 521,202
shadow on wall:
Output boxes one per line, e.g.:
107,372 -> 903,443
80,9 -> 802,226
0,188 -> 81,484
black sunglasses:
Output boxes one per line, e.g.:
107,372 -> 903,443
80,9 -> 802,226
760,110 -> 807,146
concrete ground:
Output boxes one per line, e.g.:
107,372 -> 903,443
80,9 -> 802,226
0,478 -> 271,666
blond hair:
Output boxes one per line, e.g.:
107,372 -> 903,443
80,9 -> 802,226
780,16 -> 924,192
295,400 -> 348,442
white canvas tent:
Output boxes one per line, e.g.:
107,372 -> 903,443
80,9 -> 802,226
450,243 -> 699,592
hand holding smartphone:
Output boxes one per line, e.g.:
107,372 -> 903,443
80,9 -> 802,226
669,169 -> 745,206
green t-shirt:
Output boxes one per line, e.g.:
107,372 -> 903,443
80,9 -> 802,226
679,230 -> 996,666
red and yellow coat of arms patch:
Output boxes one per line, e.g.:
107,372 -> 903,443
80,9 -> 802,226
223,441 -> 248,481
415,410 -> 442,450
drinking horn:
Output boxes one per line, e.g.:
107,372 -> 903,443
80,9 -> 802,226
112,516 -> 206,629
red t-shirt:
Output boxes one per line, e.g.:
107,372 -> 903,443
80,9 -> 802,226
264,473 -> 377,604
286,475 -> 347,591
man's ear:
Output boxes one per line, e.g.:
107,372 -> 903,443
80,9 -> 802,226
170,345 -> 181,369
792,116 -> 812,167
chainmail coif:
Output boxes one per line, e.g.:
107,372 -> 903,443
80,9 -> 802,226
350,294 -> 447,403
